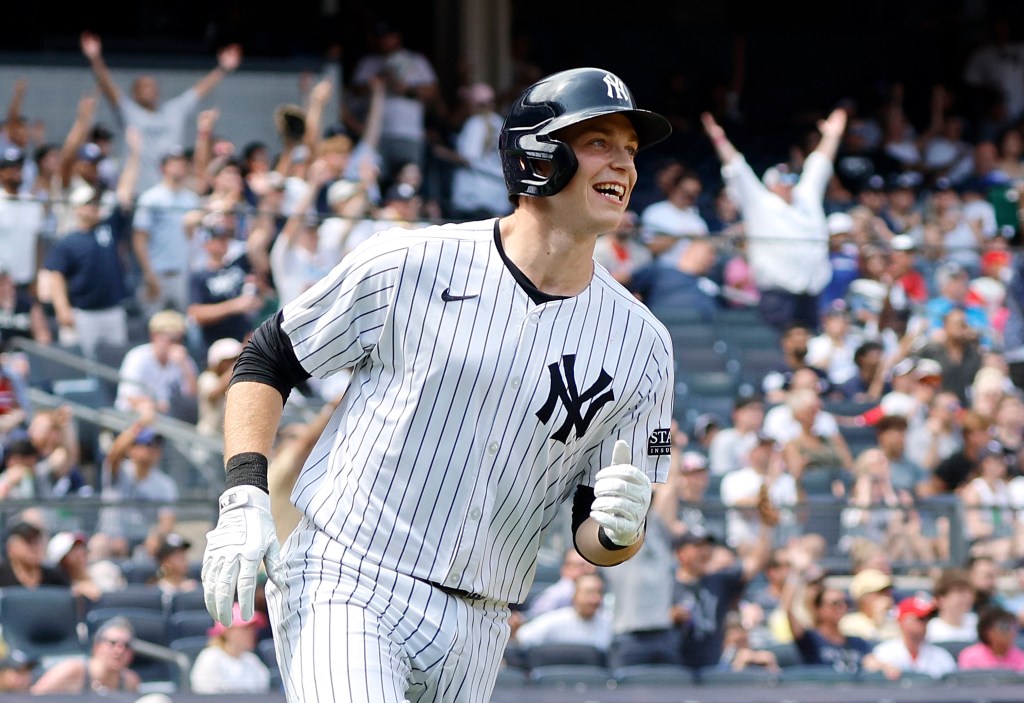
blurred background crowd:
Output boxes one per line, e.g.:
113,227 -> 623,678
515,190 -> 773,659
5,1 -> 1024,696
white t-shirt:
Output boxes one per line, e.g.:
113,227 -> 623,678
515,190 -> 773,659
190,646 -> 271,694
720,152 -> 832,294
0,193 -> 44,285
270,221 -> 348,308
134,182 -> 201,275
806,334 -> 860,385
640,200 -> 709,265
708,427 -> 758,476
115,343 -> 198,411
515,606 -> 614,651
450,112 -> 510,217
926,613 -> 978,643
762,406 -> 839,444
352,50 -> 437,142
720,466 -> 797,548
119,89 -> 200,193
871,638 -> 957,679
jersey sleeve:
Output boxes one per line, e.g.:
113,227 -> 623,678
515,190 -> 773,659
279,234 -> 407,379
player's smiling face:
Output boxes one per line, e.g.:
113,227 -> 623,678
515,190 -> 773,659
551,113 -> 639,234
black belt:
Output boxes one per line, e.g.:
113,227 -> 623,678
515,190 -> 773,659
428,580 -> 486,601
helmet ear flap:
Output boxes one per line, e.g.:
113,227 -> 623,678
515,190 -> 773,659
502,133 -> 578,197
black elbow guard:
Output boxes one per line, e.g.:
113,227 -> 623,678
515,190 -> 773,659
230,311 -> 312,403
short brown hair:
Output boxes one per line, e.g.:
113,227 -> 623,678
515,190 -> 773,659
933,568 -> 973,598
317,135 -> 354,158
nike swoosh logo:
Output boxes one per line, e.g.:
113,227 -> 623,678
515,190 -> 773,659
441,288 -> 478,302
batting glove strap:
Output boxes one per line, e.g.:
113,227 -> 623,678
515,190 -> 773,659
598,525 -> 637,551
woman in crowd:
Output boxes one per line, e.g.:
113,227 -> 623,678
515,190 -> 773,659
957,608 -> 1024,671
190,603 -> 271,693
31,617 -> 140,694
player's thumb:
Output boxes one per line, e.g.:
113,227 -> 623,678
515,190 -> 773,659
612,439 -> 631,466
264,538 -> 286,588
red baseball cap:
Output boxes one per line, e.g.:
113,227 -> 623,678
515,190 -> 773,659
896,594 -> 936,621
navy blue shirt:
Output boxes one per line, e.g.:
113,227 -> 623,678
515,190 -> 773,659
189,254 -> 254,347
795,629 -> 873,672
43,208 -> 130,310
674,565 -> 746,669
629,263 -> 719,322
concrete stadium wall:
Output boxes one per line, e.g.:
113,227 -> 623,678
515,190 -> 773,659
0,60 -> 335,159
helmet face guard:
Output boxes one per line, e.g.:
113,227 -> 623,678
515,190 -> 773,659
499,68 -> 671,198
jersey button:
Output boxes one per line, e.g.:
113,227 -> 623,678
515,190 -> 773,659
529,314 -> 539,325
510,378 -> 520,388
448,573 -> 461,584
469,507 -> 481,520
487,442 -> 499,455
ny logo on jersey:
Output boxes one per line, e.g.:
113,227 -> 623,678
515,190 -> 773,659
602,73 -> 629,101
536,354 -> 615,443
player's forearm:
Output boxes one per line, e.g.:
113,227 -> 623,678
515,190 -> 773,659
574,517 -> 643,566
223,381 -> 285,461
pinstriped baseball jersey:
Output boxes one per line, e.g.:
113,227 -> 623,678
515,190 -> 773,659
279,218 -> 673,604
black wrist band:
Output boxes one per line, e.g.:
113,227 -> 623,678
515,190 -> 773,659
598,527 -> 630,551
225,452 -> 270,493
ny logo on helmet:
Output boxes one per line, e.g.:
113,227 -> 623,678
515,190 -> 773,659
602,73 -> 629,101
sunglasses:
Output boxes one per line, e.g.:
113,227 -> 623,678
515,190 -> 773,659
100,638 -> 133,649
823,600 -> 849,607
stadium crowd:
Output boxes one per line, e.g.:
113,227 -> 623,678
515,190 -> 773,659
4,15 -> 1024,694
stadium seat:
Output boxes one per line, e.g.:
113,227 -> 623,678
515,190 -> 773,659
119,560 -> 159,585
258,638 -> 283,690
778,664 -> 858,683
166,610 -> 215,641
0,586 -> 84,660
714,307 -> 763,325
494,666 -> 530,688
666,322 -> 721,350
649,306 -> 708,327
169,635 -> 209,664
715,325 -> 779,352
942,668 -> 1024,685
678,371 -> 740,398
697,667 -> 780,685
613,663 -> 693,685
765,641 -> 802,668
524,643 -> 605,669
838,424 -> 879,456
27,353 -> 87,392
934,640 -> 974,661
95,584 -> 166,613
169,588 -> 208,614
94,339 -> 131,370
676,346 -> 735,374
86,607 -> 168,646
528,664 -> 613,688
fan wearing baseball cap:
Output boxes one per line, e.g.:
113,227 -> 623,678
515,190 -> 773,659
865,594 -> 957,680
190,603 -> 271,694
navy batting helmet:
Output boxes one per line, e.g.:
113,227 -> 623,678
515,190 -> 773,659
499,67 -> 671,198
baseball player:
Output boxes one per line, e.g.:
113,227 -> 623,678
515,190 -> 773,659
202,67 -> 674,702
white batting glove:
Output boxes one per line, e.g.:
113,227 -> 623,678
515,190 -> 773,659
590,440 -> 652,547
202,485 -> 285,627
